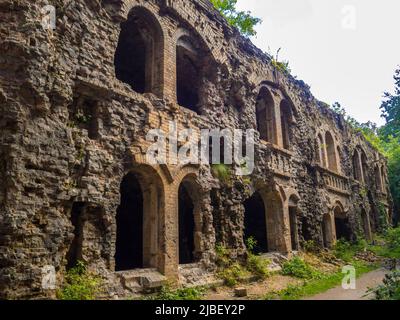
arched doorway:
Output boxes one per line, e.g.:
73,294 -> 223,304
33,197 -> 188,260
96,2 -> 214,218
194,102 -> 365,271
115,172 -> 144,271
244,191 -> 268,253
114,7 -> 163,96
115,168 -> 163,272
334,206 -> 351,241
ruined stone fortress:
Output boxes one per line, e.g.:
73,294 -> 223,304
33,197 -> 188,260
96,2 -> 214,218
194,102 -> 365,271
0,0 -> 394,299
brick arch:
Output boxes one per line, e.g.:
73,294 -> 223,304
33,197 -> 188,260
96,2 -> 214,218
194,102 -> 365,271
255,84 -> 277,144
325,130 -> 338,172
114,163 -> 166,272
114,3 -> 165,96
174,166 -> 208,264
243,184 -> 290,253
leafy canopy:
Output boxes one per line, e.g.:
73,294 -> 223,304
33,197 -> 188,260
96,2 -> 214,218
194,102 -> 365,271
210,0 -> 261,37
329,67 -> 400,223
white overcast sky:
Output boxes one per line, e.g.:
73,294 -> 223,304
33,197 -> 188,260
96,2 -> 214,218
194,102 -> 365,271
236,0 -> 400,126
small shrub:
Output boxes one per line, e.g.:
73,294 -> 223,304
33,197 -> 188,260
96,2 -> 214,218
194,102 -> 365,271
215,244 -> 231,268
372,270 -> 400,300
146,285 -> 206,301
333,240 -> 356,262
385,228 -> 400,249
303,240 -> 319,253
245,237 -> 257,253
57,261 -> 102,300
282,257 -> 321,280
247,254 -> 270,278
218,263 -> 249,287
211,164 -> 232,185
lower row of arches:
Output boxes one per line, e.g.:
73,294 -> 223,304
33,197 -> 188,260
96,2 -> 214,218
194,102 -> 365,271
66,169 -> 374,274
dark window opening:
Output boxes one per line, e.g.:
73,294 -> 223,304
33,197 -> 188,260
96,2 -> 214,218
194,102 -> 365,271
177,39 -> 201,113
179,183 -> 196,264
66,202 -> 85,270
70,97 -> 99,140
114,8 -> 162,95
289,207 -> 298,250
115,172 -> 144,271
244,192 -> 268,254
335,217 -> 351,241
256,87 -> 275,143
280,100 -> 292,150
301,217 -> 312,242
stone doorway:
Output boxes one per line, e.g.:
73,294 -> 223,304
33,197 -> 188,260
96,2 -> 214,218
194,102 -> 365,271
115,172 -> 144,271
244,191 -> 268,254
334,206 -> 351,241
178,182 -> 196,264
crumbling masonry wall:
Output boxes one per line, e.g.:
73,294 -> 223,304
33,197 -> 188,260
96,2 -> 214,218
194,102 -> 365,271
0,0 -> 393,298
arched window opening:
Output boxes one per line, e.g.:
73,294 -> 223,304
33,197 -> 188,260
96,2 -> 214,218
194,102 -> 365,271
176,35 -> 202,113
317,134 -> 326,167
353,149 -> 362,181
361,150 -> 368,184
244,191 -> 268,254
114,7 -> 163,96
334,206 -> 351,241
375,165 -> 383,192
280,100 -> 293,149
325,132 -> 338,172
361,209 -> 372,241
256,87 -> 276,143
116,173 -> 144,271
336,146 -> 342,173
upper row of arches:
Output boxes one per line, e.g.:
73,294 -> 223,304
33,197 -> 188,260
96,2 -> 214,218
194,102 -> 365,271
114,6 -> 212,113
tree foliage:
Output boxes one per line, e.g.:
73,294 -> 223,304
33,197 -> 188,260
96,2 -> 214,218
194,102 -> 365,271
210,0 -> 261,37
329,68 -> 400,224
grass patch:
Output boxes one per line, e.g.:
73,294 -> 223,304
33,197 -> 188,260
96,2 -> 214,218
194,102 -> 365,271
57,261 -> 103,300
265,261 -> 376,300
369,228 -> 400,259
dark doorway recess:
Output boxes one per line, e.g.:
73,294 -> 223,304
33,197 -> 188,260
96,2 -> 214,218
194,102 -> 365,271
66,202 -> 85,270
335,217 -> 351,241
244,192 -> 268,254
179,183 -> 195,264
301,217 -> 313,242
289,206 -> 298,250
115,172 -> 144,271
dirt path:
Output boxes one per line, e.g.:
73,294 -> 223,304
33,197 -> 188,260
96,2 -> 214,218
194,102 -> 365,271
304,269 -> 388,300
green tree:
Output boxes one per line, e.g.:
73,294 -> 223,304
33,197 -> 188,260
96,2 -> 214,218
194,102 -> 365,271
380,68 -> 400,140
379,67 -> 400,224
210,0 -> 261,37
